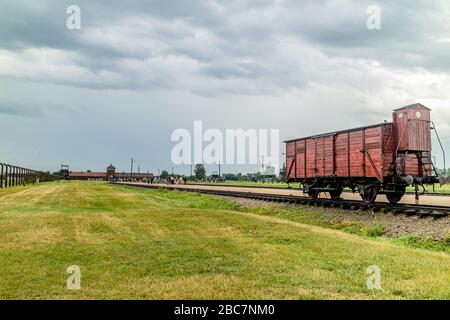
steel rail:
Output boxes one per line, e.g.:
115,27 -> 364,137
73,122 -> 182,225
114,182 -> 449,219
182,183 -> 450,197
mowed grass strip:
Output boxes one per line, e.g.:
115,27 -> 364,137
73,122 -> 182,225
0,181 -> 448,299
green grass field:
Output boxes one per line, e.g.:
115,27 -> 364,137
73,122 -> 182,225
0,181 -> 449,299
406,183 -> 450,194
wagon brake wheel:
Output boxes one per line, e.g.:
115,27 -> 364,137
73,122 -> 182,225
359,185 -> 378,204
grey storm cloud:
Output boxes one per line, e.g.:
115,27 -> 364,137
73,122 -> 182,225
0,0 -> 449,172
1,0 -> 450,93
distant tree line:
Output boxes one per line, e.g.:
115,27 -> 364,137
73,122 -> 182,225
151,163 -> 282,183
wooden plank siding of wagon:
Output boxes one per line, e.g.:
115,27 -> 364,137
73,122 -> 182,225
315,138 -> 323,177
285,122 -> 396,182
394,104 -> 431,152
324,136 -> 334,176
295,140 -> 306,178
335,132 -> 350,177
306,138 -> 316,178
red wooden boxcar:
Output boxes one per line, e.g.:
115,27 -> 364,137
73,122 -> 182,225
285,103 -> 439,203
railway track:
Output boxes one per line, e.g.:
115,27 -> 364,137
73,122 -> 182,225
186,183 -> 450,197
115,182 -> 450,219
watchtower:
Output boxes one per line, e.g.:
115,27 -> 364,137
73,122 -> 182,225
106,164 -> 116,181
60,165 -> 70,180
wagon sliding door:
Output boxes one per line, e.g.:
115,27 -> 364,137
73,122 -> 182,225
335,133 -> 350,177
350,131 -> 364,177
315,138 -> 325,176
350,128 -> 383,182
307,136 -> 334,178
364,127 -> 383,182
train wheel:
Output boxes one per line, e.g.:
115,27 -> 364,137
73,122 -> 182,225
308,189 -> 319,201
329,189 -> 343,201
358,185 -> 378,204
386,192 -> 404,204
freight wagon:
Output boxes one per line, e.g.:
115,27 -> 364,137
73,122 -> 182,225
285,103 -> 445,203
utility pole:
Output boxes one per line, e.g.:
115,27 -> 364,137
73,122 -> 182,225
130,157 -> 134,179
218,161 -> 221,178
190,164 -> 193,178
138,165 -> 140,175
259,155 -> 265,173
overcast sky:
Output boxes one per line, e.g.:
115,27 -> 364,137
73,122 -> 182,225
0,0 -> 449,174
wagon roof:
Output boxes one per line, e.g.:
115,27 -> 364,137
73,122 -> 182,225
284,122 -> 392,143
393,103 -> 431,111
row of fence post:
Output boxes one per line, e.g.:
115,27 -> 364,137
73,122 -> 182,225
0,163 -> 58,188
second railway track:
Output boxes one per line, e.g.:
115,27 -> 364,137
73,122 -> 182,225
184,183 -> 450,197
115,182 -> 450,219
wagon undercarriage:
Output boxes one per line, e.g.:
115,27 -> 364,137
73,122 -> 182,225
289,176 -> 441,204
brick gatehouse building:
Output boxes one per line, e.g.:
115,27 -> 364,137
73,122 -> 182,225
69,164 -> 153,181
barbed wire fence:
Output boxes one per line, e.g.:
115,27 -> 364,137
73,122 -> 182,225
0,163 -> 59,188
